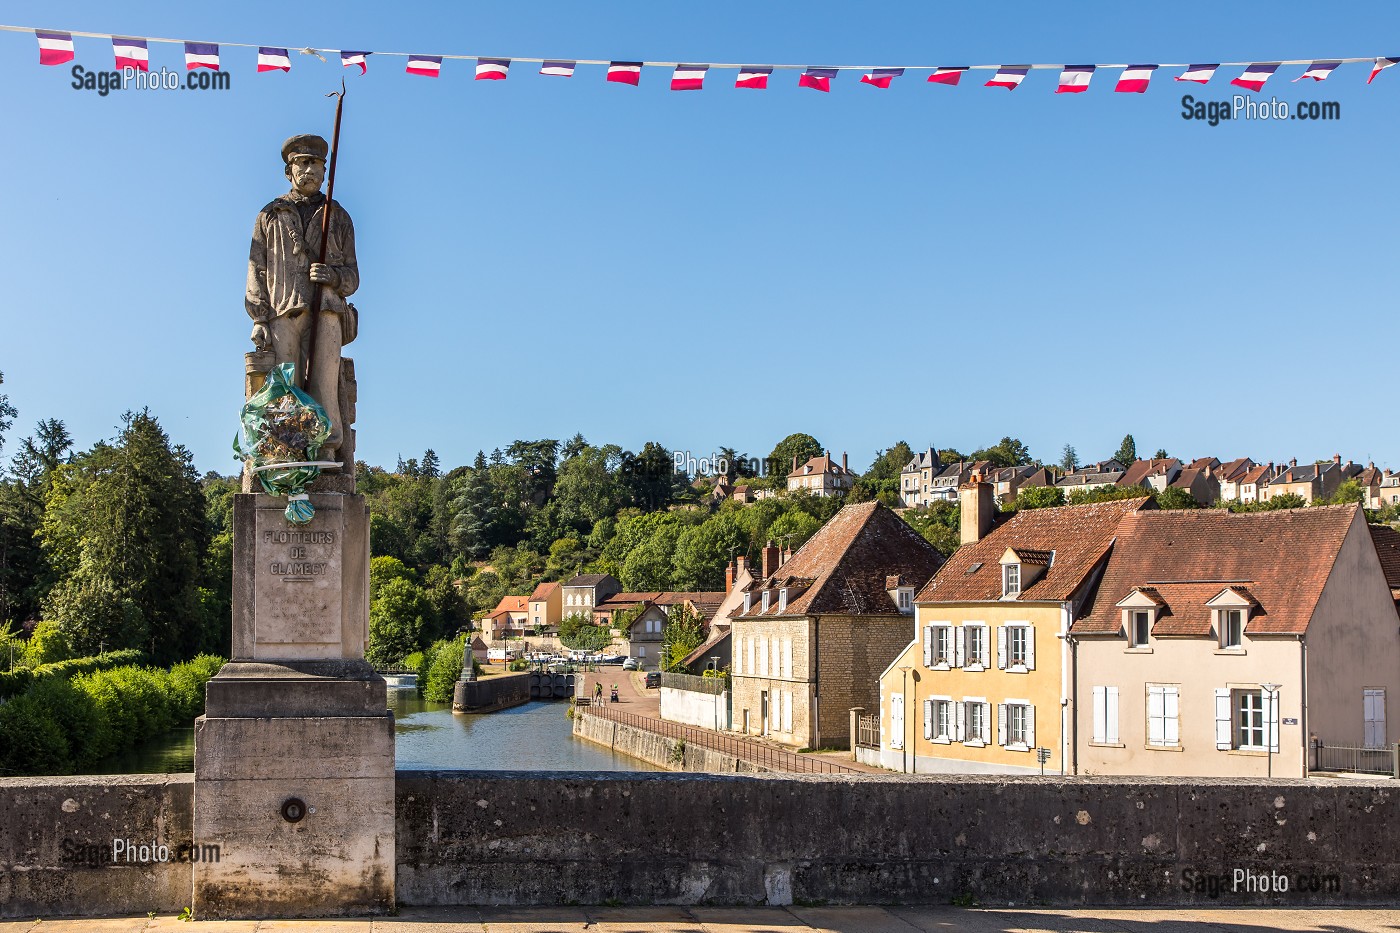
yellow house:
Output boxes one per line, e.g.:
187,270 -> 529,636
527,581 -> 562,633
870,478 -> 1149,775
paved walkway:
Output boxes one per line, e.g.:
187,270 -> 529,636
3,906 -> 1396,932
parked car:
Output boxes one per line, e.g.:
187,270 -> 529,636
599,655 -> 624,666
622,658 -> 640,671
644,672 -> 661,689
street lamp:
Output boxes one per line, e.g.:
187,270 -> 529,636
898,666 -> 912,774
1260,683 -> 1281,778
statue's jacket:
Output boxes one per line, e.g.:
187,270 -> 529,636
246,191 -> 359,329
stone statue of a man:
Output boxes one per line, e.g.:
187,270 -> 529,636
245,134 -> 358,460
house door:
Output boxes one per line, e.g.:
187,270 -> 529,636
760,691 -> 770,735
1364,688 -> 1387,748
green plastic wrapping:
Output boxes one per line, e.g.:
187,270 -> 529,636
233,362 -> 332,524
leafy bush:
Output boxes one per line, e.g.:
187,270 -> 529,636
0,654 -> 224,776
0,648 -> 145,700
22,620 -> 73,667
421,634 -> 466,703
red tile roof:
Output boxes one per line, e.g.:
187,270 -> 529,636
920,498 -> 1150,604
490,595 -> 529,614
1072,505 -> 1362,636
787,453 -> 853,479
1217,458 -> 1254,481
1368,524 -> 1400,590
739,501 -> 943,617
1118,459 -> 1180,487
529,581 -> 560,601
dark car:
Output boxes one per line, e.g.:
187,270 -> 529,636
644,671 -> 661,689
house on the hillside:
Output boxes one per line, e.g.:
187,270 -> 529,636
730,502 -> 944,749
870,475 -> 1151,774
1072,504 -> 1400,778
1118,458 -> 1181,493
787,451 -> 856,498
1263,456 -> 1362,504
527,581 -> 562,634
560,573 -> 622,621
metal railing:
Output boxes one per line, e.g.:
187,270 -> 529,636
660,672 -> 727,696
1311,740 -> 1399,777
856,713 -> 881,750
583,705 -> 862,774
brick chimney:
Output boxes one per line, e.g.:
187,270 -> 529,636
842,451 -> 848,472
1333,453 -> 1342,465
725,561 -> 734,594
1290,457 -> 1298,468
792,455 -> 798,473
762,541 -> 781,580
735,555 -> 747,579
959,471 -> 995,546
782,546 -> 792,566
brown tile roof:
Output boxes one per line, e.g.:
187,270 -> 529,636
1170,467 -> 1203,490
654,591 -> 726,606
1217,458 -> 1254,481
564,573 -> 615,587
919,498 -> 1150,604
595,592 -> 663,610
1356,466 -> 1384,487
739,501 -> 944,618
1238,464 -> 1273,485
787,453 -> 853,479
1118,458 -> 1180,487
529,581 -> 560,601
490,595 -> 529,614
1072,505 -> 1362,636
1368,525 -> 1400,589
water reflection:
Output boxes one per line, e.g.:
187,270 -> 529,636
93,689 -> 656,774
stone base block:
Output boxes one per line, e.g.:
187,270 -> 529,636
205,659 -> 387,718
192,711 -> 394,919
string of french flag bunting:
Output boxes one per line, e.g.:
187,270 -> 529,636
9,24 -> 1399,93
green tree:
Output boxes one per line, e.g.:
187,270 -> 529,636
1154,487 -> 1199,510
1113,435 -> 1138,466
970,437 -> 1033,468
39,411 -> 208,664
767,433 -> 823,477
900,502 -> 961,557
448,456 -> 498,560
0,372 -> 14,457
367,577 -> 436,666
1059,444 -> 1079,474
661,604 -> 705,672
370,555 -> 417,598
559,612 -> 612,651
619,441 -> 679,512
766,510 -> 822,553
1,418 -> 73,626
553,443 -> 625,533
1015,485 -> 1066,510
22,619 -> 71,667
1153,448 -> 1170,460
1067,484 -> 1154,506
671,512 -> 747,591
1328,480 -> 1366,506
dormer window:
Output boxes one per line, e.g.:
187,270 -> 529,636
743,592 -> 751,613
1220,609 -> 1243,648
1003,563 -> 1021,597
898,588 -> 912,611
1130,610 -> 1151,647
1206,587 -> 1255,651
778,588 -> 788,612
761,590 -> 771,612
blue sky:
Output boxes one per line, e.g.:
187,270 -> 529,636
2,2 -> 1398,477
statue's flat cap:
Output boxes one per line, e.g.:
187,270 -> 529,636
281,134 -> 329,163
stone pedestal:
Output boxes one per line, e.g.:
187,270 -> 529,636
193,491 -> 394,919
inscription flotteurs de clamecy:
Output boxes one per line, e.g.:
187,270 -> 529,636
264,529 -> 335,581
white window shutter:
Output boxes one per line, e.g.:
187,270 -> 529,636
924,699 -> 934,740
1106,687 -> 1120,744
997,627 -> 1008,670
997,703 -> 1008,746
1092,686 -> 1106,744
1164,687 -> 1180,746
923,626 -> 933,667
980,625 -> 991,665
955,701 -> 966,741
981,703 -> 992,743
784,691 -> 793,733
1266,690 -> 1279,753
954,627 -> 966,668
1215,688 -> 1233,750
890,693 -> 904,749
1026,705 -> 1036,749
1025,626 -> 1036,670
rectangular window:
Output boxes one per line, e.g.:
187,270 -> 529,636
1003,563 -> 1020,596
746,637 -> 755,675
1131,611 -> 1151,647
1007,626 -> 1028,667
1146,684 -> 1180,747
778,589 -> 788,612
782,689 -> 793,734
965,700 -> 989,744
1005,703 -> 1031,747
925,698 -> 953,742
1364,688 -> 1388,748
1221,609 -> 1244,648
758,637 -> 768,677
1237,690 -> 1265,750
1091,686 -> 1120,744
965,625 -> 986,668
932,626 -> 954,666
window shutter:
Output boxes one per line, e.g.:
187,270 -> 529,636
1147,686 -> 1165,746
1266,690 -> 1279,753
784,691 -> 793,734
1164,687 -> 1180,746
1106,687 -> 1120,744
1026,705 -> 1036,749
1215,688 -> 1232,750
1025,626 -> 1036,670
782,638 -> 792,678
997,627 -> 1008,670
980,625 -> 991,665
955,701 -> 966,742
924,699 -> 934,740
1092,686 -> 1106,744
923,626 -> 933,667
997,703 -> 1008,746
890,693 -> 904,749
954,627 -> 966,668
981,703 -> 992,743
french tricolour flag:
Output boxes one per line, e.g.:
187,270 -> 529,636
1368,57 -> 1399,85
1115,64 -> 1157,93
258,47 -> 291,72
927,67 -> 967,86
671,64 -> 707,90
1055,65 -> 1094,94
407,55 -> 443,78
1230,63 -> 1279,92
607,61 -> 642,85
1293,61 -> 1339,82
112,37 -> 149,72
735,66 -> 772,89
341,50 -> 370,74
985,65 -> 1029,90
1175,64 -> 1219,84
184,42 -> 219,71
476,58 -> 510,80
540,60 -> 575,77
860,67 -> 904,89
35,31 -> 74,66
799,67 -> 838,92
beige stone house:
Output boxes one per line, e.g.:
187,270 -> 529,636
730,502 -> 944,749
1118,458 -> 1181,493
1056,467 -> 1125,498
787,451 -> 856,497
1219,461 -> 1269,502
480,595 -> 529,643
527,581 -> 562,634
900,448 -> 941,508
1168,465 -> 1221,506
1071,505 -> 1400,778
1263,456 -> 1361,504
560,573 -> 621,621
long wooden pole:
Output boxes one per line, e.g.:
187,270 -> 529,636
304,79 -> 346,386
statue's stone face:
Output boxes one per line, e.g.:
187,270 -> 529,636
286,155 -> 325,197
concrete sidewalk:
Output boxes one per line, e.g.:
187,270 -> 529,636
5,906 -> 1397,931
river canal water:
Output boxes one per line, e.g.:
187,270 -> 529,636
93,688 -> 656,774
